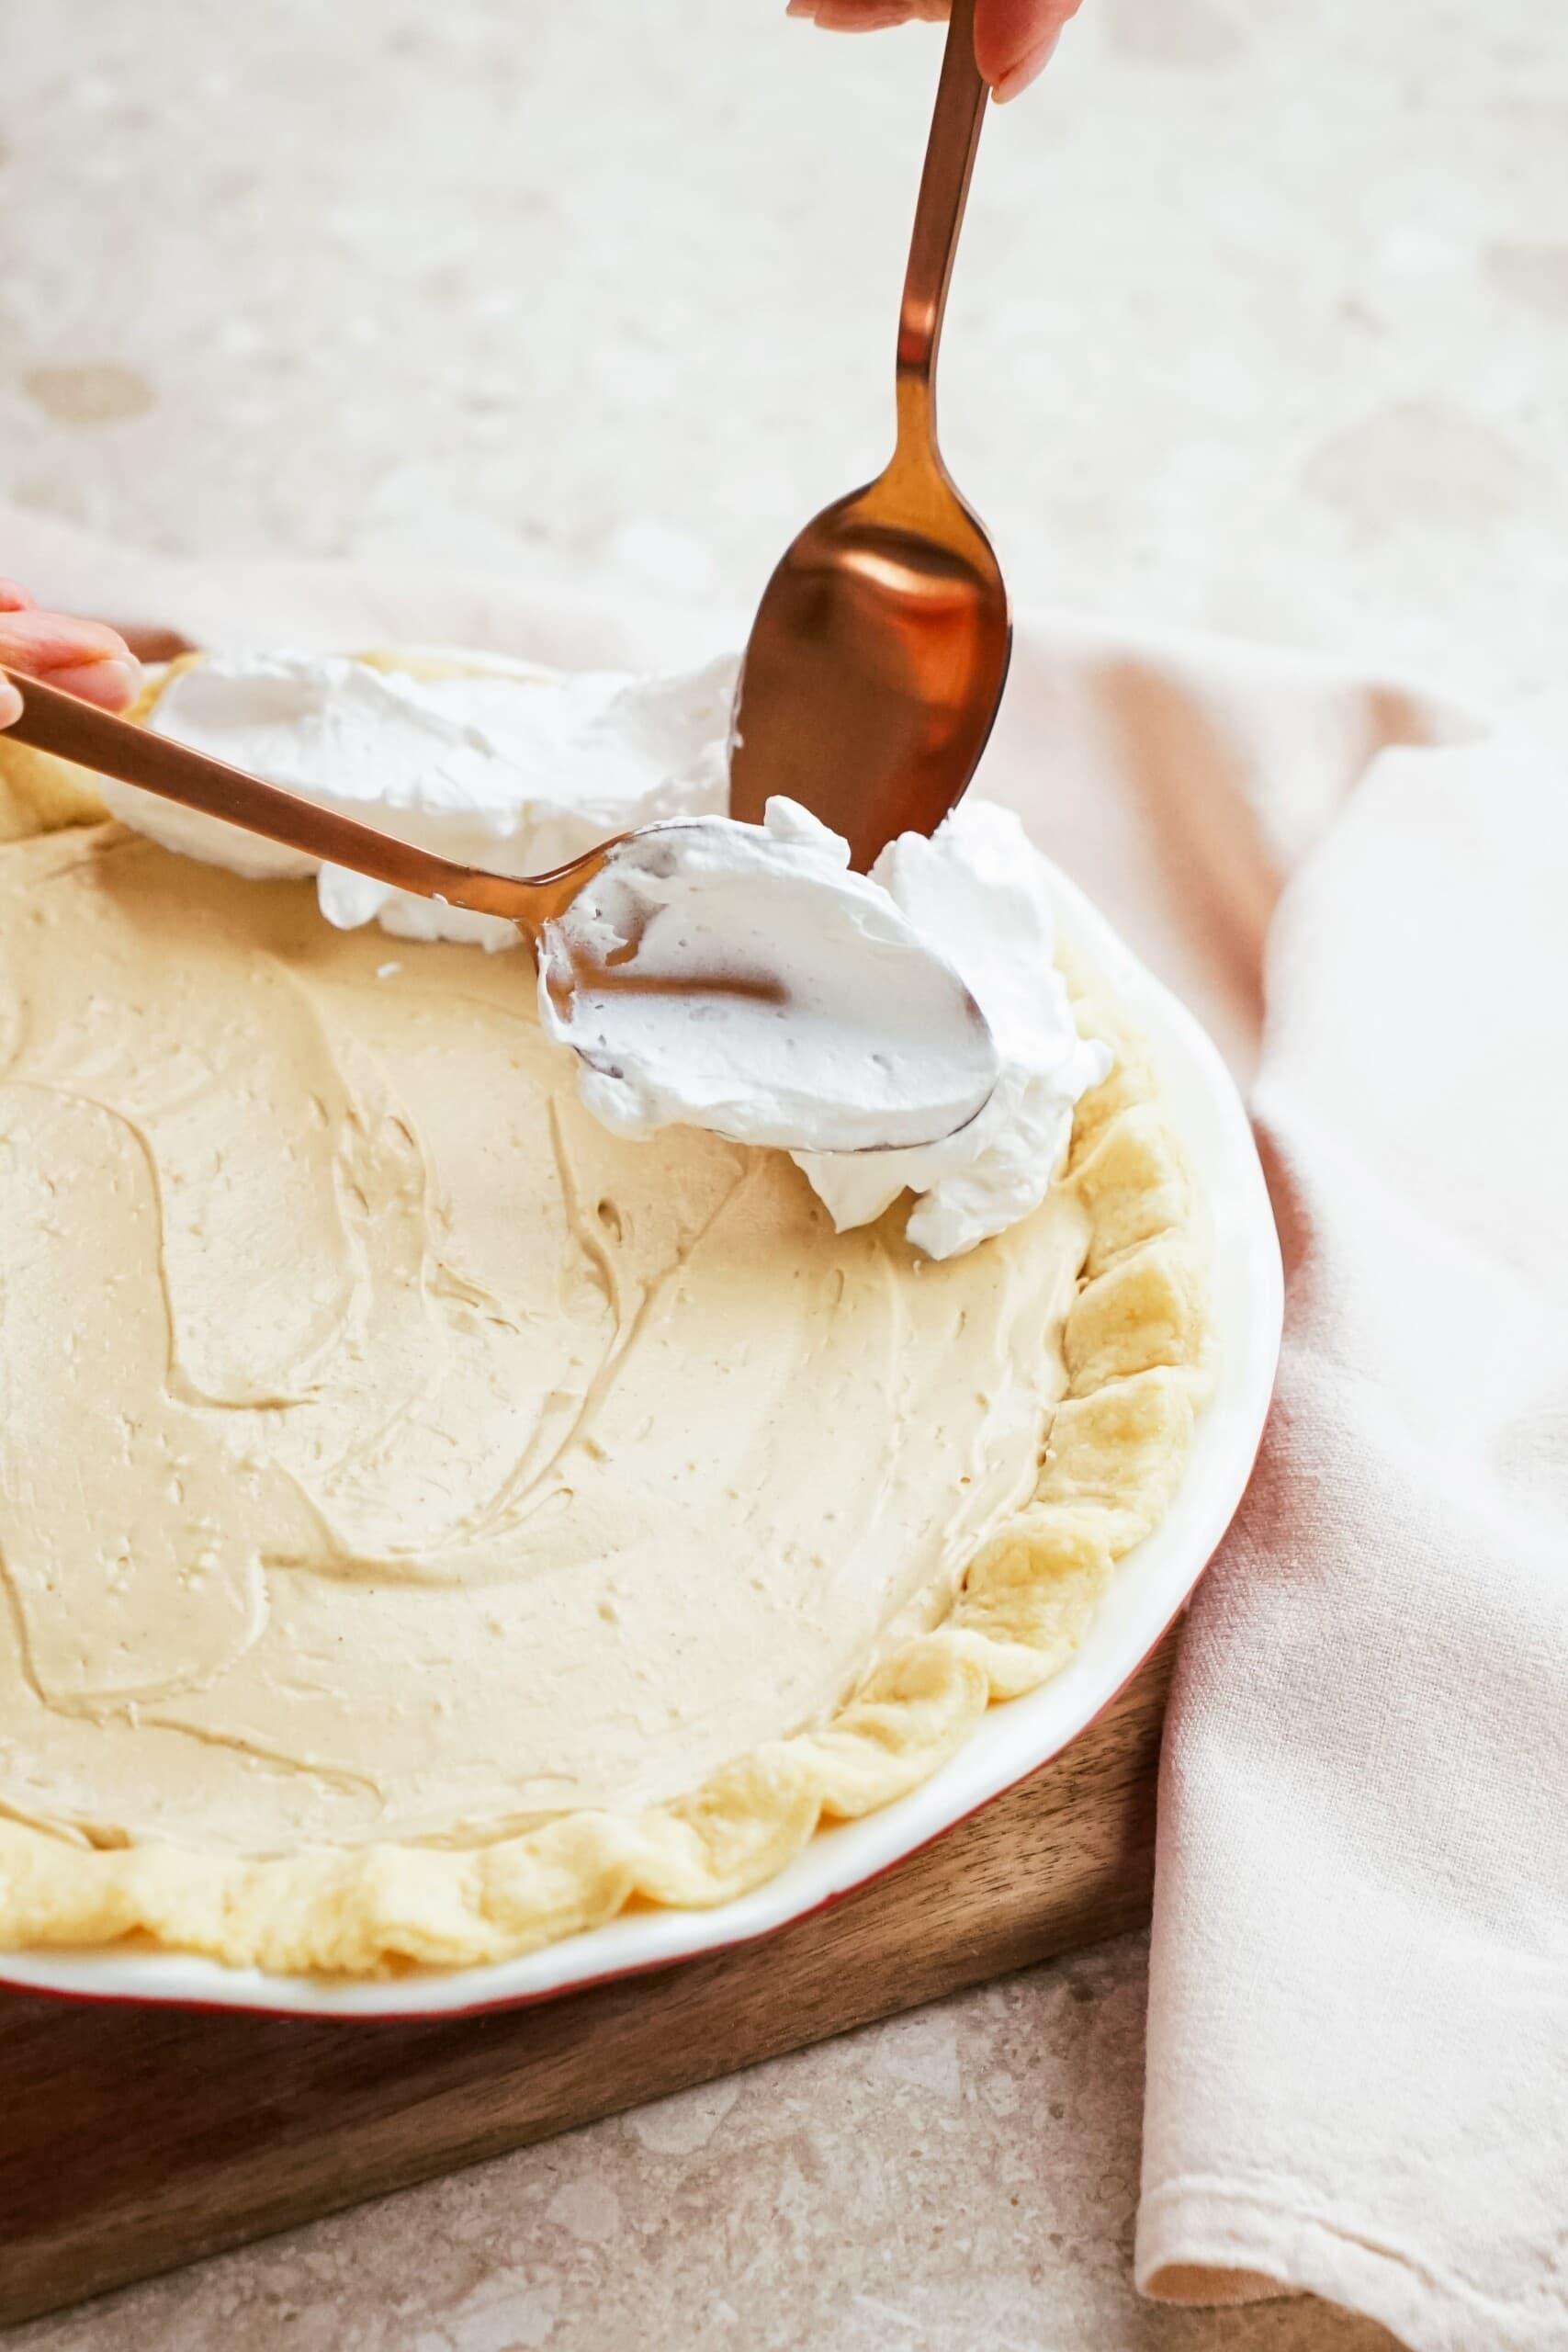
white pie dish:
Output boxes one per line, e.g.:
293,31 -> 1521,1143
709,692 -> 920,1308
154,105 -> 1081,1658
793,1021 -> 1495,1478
0,854 -> 1280,2019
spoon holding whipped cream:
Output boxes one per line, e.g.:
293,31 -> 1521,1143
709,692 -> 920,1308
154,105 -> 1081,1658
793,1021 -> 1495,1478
0,663 -> 999,1156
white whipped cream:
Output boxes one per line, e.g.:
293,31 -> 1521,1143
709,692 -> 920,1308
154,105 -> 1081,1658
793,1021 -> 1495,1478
119,650 -> 1108,1257
795,799 -> 1111,1258
539,800 -> 1000,1155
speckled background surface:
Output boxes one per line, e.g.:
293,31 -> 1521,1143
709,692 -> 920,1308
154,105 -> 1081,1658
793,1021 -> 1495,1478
4,0 -> 1565,2343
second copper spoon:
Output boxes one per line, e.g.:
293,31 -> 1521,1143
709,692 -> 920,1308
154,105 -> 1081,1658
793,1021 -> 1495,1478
729,0 -> 1010,872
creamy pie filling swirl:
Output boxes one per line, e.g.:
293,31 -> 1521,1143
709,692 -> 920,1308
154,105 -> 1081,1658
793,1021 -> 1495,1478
0,827 -> 1088,1856
0,651 -> 1208,1973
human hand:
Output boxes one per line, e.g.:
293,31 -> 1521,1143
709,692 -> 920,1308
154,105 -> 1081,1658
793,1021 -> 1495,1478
785,0 -> 1081,102
0,582 -> 141,730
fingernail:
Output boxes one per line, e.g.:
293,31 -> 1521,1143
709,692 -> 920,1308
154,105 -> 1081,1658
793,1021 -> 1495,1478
785,1 -> 817,16
994,26 -> 1059,100
53,656 -> 141,712
0,681 -> 22,729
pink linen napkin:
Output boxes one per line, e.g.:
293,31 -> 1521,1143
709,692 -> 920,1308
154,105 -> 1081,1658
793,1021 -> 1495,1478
1134,718 -> 1568,2351
997,615 -> 1568,2351
6,508 -> 1564,2351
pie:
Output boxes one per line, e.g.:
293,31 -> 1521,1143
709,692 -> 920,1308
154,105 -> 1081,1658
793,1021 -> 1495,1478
0,650 -> 1208,1975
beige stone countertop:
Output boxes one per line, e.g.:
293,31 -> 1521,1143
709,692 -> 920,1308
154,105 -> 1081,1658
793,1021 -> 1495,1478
4,0 -> 1566,2344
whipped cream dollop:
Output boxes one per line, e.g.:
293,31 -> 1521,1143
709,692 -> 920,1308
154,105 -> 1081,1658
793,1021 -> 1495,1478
121,650 -> 1108,1257
539,800 -> 1000,1156
797,799 -> 1111,1259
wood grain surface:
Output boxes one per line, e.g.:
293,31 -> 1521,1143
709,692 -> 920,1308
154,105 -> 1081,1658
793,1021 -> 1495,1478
0,1634 -> 1175,2329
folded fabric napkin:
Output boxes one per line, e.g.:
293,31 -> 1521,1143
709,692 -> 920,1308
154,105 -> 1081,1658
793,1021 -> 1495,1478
1135,711 -> 1568,2352
6,508 -> 1564,2352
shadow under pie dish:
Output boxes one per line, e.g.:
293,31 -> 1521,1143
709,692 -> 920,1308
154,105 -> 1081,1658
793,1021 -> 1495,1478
0,645 -> 1223,1990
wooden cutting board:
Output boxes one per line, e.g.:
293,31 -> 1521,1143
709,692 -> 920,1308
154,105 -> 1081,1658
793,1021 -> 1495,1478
0,1632 -> 1175,2328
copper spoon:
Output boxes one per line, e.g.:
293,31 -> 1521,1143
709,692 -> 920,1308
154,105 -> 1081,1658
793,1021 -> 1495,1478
0,665 -> 613,940
729,0 -> 1010,873
0,665 -> 999,1150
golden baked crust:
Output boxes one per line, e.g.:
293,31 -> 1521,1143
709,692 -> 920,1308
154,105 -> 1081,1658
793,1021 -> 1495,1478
0,656 -> 1208,1976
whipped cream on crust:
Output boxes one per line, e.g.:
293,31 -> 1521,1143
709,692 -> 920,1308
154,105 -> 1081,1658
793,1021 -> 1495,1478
104,652 -> 1108,1257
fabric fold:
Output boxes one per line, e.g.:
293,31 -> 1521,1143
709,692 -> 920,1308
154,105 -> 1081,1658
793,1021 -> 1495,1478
1138,723 -> 1568,2352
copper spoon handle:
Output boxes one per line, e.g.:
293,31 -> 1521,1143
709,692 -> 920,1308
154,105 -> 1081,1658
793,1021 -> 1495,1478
0,667 -> 604,934
894,0 -> 987,470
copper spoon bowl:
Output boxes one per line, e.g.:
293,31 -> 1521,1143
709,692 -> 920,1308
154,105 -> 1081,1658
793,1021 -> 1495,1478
730,0 -> 1010,873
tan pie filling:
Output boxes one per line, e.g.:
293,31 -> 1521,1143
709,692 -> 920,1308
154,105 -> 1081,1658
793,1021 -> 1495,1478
0,660 -> 1208,1974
